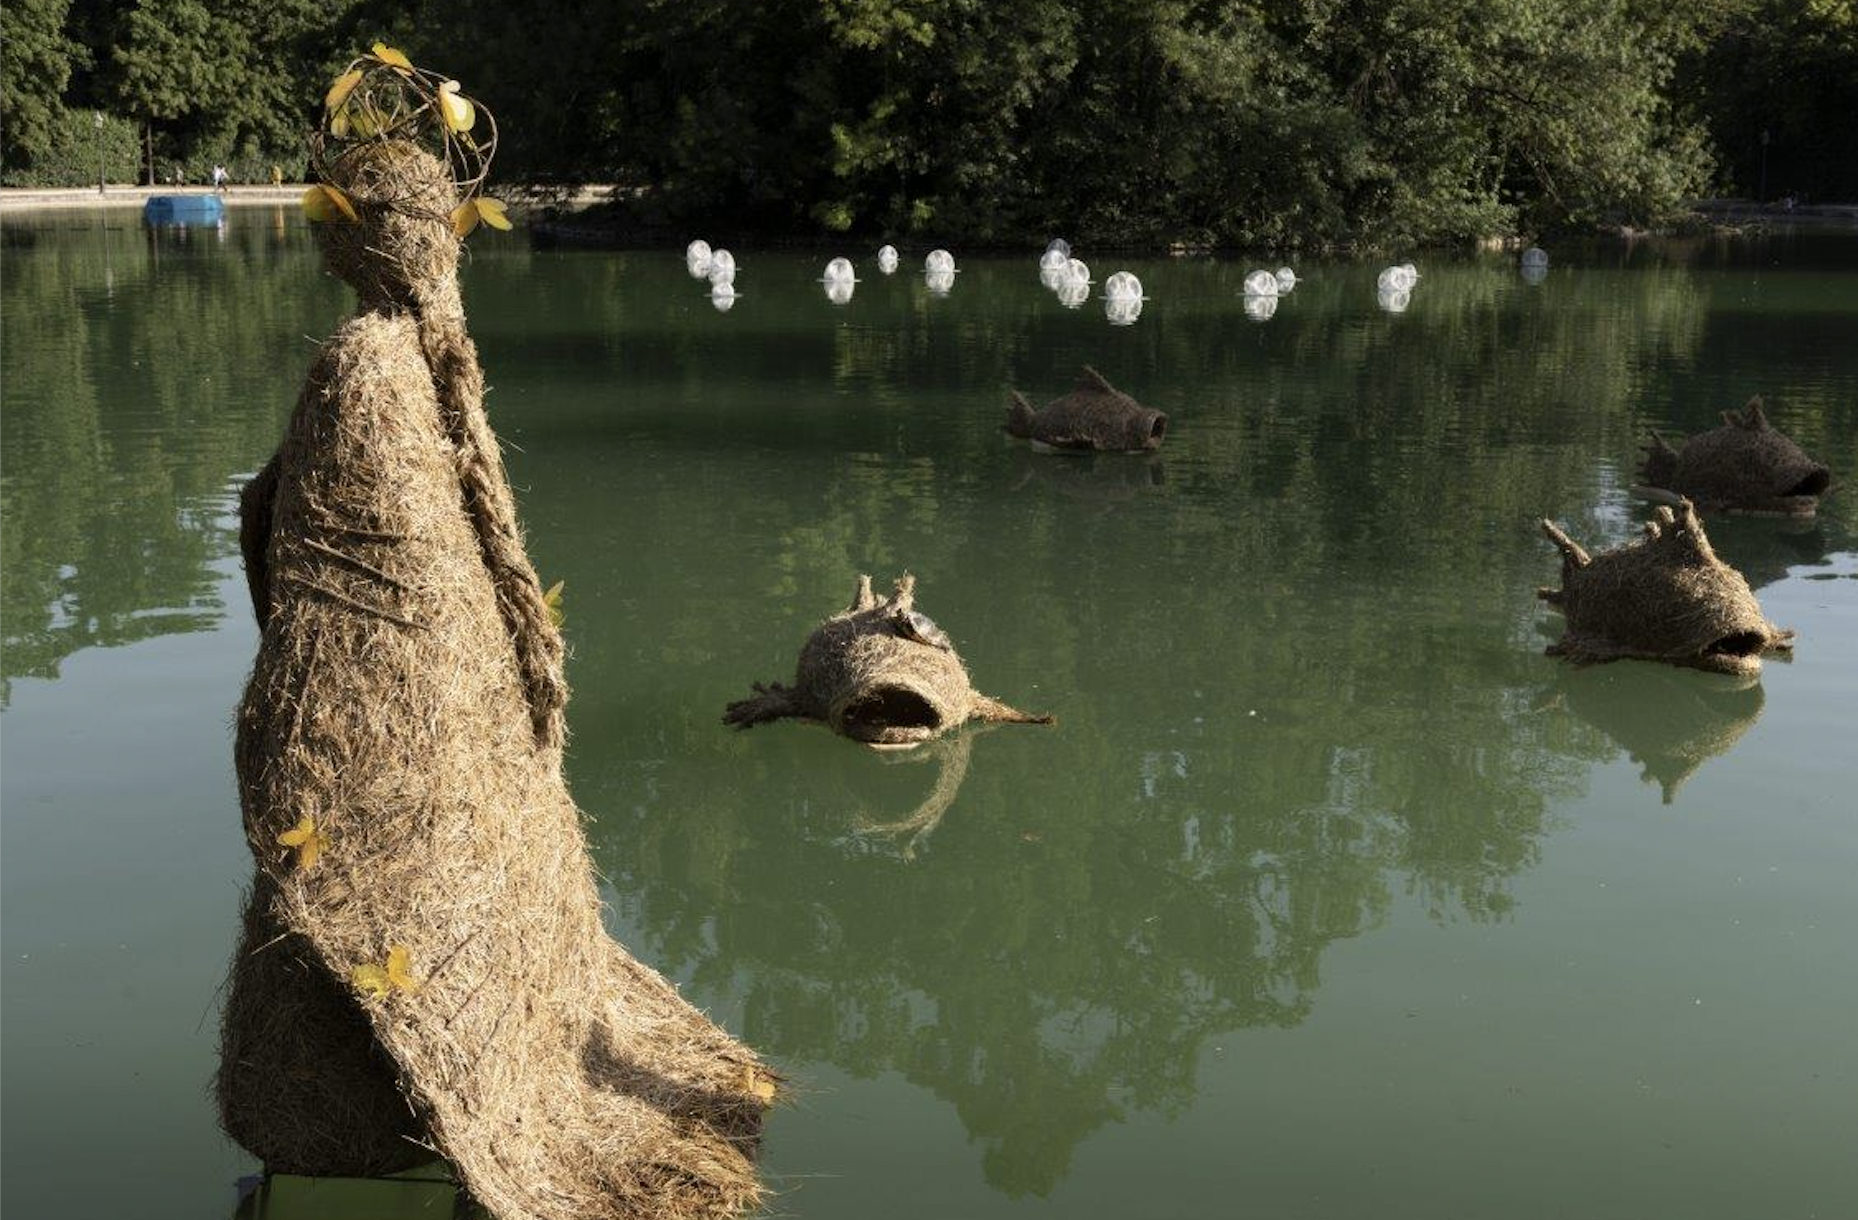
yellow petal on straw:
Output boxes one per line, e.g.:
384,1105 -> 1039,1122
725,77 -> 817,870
542,579 -> 564,626
740,1066 -> 777,1103
370,42 -> 413,72
451,200 -> 480,238
351,962 -> 391,997
385,945 -> 419,993
301,184 -> 358,223
475,198 -> 512,231
276,814 -> 330,870
276,813 -> 315,848
325,68 -> 363,111
438,81 -> 476,134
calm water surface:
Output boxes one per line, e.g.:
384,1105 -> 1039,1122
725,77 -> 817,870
3,210 -> 1857,1219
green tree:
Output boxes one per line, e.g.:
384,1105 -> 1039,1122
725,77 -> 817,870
0,0 -> 84,173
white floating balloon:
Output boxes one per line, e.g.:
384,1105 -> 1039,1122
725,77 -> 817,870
1244,294 -> 1278,322
825,277 -> 854,304
1040,265 -> 1072,292
686,239 -> 711,263
1243,269 -> 1279,297
925,248 -> 955,274
1376,285 -> 1411,313
1067,258 -> 1091,284
1106,296 -> 1144,326
823,256 -> 856,283
1521,247 -> 1549,268
1401,262 -> 1419,278
1377,265 -> 1415,292
926,267 -> 955,296
1056,278 -> 1090,309
1045,238 -> 1071,258
1274,266 -> 1297,292
877,244 -> 899,273
1104,271 -> 1143,301
1039,248 -> 1071,273
708,249 -> 737,285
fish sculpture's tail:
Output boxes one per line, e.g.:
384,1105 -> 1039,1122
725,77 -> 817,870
1006,390 -> 1037,438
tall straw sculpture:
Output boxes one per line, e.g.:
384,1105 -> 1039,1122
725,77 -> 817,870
217,46 -> 771,1220
1639,396 -> 1832,515
726,574 -> 1053,747
1537,499 -> 1793,675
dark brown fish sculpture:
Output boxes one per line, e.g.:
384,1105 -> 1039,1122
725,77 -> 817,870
1008,365 -> 1167,452
1538,500 -> 1793,676
1639,397 -> 1831,515
725,574 -> 1053,747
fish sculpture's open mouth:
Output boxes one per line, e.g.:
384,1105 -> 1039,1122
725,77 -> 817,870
839,683 -> 944,746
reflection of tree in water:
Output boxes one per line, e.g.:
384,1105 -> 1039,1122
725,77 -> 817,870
0,218 -> 340,702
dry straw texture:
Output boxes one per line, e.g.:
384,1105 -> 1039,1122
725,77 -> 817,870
726,574 -> 1053,746
221,140 -> 770,1220
1640,397 -> 1831,515
1007,366 -> 1168,452
1537,499 -> 1793,675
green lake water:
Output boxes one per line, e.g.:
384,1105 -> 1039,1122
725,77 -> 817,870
3,210 -> 1856,1219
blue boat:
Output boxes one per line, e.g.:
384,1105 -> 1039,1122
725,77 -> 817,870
143,193 -> 226,225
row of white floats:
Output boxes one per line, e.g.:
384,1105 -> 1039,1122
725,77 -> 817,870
686,237 -> 1549,316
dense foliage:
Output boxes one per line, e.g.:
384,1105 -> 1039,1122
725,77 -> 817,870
5,0 -> 1855,243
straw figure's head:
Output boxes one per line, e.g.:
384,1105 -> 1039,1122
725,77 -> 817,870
1640,397 -> 1832,516
302,45 -> 508,311
725,575 -> 1053,747
1538,500 -> 1793,675
1008,366 -> 1167,452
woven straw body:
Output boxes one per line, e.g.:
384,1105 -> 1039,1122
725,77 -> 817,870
1008,366 -> 1167,452
1537,500 -> 1792,675
1640,397 -> 1831,515
725,575 -> 1052,746
222,141 -> 769,1220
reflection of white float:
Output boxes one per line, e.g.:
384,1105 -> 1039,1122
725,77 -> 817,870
1106,296 -> 1144,326
1243,294 -> 1278,322
925,248 -> 956,274
1243,269 -> 1279,297
711,283 -> 738,312
1040,265 -> 1071,292
1520,262 -> 1548,286
1039,248 -> 1071,273
825,277 -> 854,304
925,267 -> 955,296
1067,258 -> 1091,284
1521,247 -> 1548,268
1274,266 -> 1297,292
823,256 -> 856,283
1104,271 -> 1143,301
1376,265 -> 1415,292
1055,278 -> 1090,309
877,244 -> 899,273
708,249 -> 737,285
1376,285 -> 1411,313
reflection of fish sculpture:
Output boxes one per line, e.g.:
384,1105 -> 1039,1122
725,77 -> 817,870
1538,500 -> 1793,675
725,574 -> 1052,748
1554,665 -> 1764,804
1007,365 -> 1167,452
1640,397 -> 1831,516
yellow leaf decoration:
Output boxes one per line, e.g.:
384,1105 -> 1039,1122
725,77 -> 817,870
542,579 -> 564,627
301,184 -> 357,223
475,197 -> 512,230
325,69 -> 363,112
276,813 -> 331,871
740,1066 -> 777,1104
353,945 -> 419,998
450,197 -> 512,239
370,42 -> 413,72
438,80 -> 476,134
